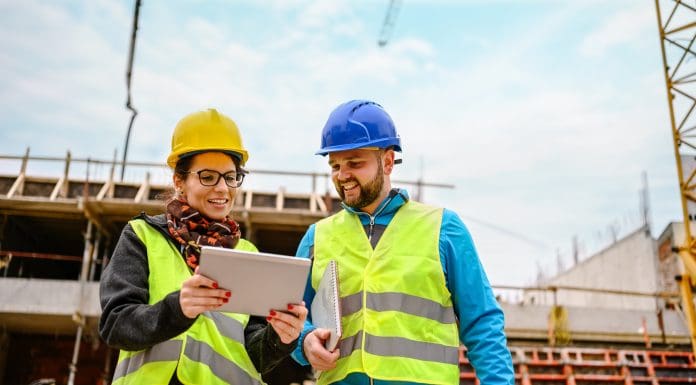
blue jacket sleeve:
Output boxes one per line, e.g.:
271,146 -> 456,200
291,225 -> 317,366
441,209 -> 514,385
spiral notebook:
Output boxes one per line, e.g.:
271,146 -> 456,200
311,260 -> 342,351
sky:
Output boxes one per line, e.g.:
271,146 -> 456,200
0,0 -> 685,287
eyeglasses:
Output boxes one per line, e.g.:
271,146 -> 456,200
184,169 -> 246,188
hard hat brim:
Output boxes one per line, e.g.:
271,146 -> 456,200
315,140 -> 402,156
167,149 -> 247,168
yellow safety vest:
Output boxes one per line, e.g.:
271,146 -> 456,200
313,201 -> 460,385
111,219 -> 266,385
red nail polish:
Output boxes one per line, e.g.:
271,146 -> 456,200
266,316 -> 272,321
212,282 -> 218,289
223,298 -> 229,303
270,310 -> 276,316
287,304 -> 294,310
225,291 -> 231,297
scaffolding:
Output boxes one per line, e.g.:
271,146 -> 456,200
461,346 -> 696,385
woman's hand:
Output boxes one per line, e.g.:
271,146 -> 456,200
179,267 -> 232,319
266,301 -> 308,344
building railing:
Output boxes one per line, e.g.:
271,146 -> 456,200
493,283 -> 681,305
0,148 -> 454,197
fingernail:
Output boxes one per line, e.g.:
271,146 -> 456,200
212,282 -> 218,289
225,291 -> 231,297
266,316 -> 272,321
270,310 -> 277,316
287,304 -> 294,310
223,298 -> 229,303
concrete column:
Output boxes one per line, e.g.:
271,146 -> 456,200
0,329 -> 9,385
101,348 -> 114,385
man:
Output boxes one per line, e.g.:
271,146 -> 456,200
291,100 -> 514,385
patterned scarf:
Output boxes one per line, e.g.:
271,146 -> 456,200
166,197 -> 241,269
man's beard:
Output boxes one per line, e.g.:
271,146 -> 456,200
335,161 -> 384,210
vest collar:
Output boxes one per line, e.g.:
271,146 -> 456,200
135,212 -> 171,238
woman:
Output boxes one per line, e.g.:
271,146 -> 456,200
99,108 -> 307,385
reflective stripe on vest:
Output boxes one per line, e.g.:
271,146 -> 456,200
341,291 -> 457,324
113,339 -> 182,382
113,219 -> 265,385
205,311 -> 245,342
313,201 -> 460,385
337,332 -> 459,364
180,336 -> 262,385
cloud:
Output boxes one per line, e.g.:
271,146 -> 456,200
0,1 -> 131,158
580,3 -> 654,57
297,1 -> 351,29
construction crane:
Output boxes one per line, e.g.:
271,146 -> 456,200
377,0 -> 403,47
655,0 -> 696,355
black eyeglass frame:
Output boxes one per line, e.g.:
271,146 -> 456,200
180,169 -> 247,188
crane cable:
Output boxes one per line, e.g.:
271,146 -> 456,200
378,0 -> 402,47
120,0 -> 141,181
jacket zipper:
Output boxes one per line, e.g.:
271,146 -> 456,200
364,190 -> 398,243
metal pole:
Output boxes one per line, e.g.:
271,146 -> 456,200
2,254 -> 9,278
80,221 -> 93,281
89,231 -> 102,282
67,322 -> 83,385
20,147 -> 30,174
68,219 -> 93,384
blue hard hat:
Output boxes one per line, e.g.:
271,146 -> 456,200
316,100 -> 402,155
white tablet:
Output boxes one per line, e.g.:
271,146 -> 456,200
197,246 -> 311,317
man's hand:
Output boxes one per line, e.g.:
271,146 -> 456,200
304,328 -> 340,371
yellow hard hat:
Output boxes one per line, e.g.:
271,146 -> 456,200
167,108 -> 249,168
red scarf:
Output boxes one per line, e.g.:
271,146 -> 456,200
166,197 -> 241,269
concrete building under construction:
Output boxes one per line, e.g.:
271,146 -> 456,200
0,151 -> 694,385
